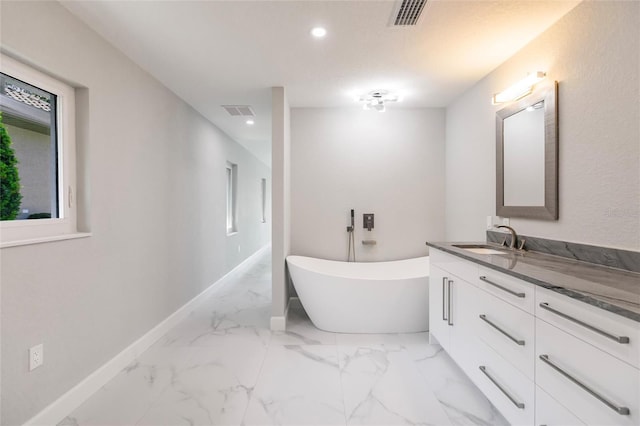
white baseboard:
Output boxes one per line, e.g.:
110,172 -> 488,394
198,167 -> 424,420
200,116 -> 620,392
270,296 -> 295,331
270,316 -> 286,331
23,244 -> 271,426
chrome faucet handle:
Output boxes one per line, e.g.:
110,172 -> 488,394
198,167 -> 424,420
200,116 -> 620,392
518,239 -> 526,251
501,237 -> 508,247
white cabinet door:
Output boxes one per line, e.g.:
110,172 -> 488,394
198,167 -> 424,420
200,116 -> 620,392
429,265 -> 450,350
463,335 -> 535,426
535,385 -> 585,426
474,267 -> 535,313
536,319 -> 640,426
536,286 -> 640,369
471,287 -> 536,380
450,277 -> 480,365
429,264 -> 475,358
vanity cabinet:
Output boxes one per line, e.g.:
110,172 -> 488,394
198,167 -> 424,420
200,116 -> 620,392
430,249 -> 535,425
428,247 -> 640,426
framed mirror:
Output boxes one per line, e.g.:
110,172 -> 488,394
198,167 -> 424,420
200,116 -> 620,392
496,81 -> 558,220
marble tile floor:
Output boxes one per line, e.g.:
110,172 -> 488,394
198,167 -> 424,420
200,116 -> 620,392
59,250 -> 508,426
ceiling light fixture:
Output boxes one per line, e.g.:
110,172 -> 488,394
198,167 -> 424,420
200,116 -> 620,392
359,90 -> 399,112
246,119 -> 255,125
492,71 -> 546,105
310,27 -> 327,38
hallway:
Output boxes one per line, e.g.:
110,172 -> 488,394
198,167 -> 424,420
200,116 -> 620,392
59,250 -> 506,425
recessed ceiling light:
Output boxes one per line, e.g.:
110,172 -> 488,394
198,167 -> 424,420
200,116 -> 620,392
246,119 -> 255,125
310,27 -> 327,38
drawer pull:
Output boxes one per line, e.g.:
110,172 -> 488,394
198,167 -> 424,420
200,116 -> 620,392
539,354 -> 630,415
478,365 -> 525,409
539,303 -> 630,344
479,314 -> 525,346
479,276 -> 525,298
447,280 -> 454,326
442,277 -> 448,321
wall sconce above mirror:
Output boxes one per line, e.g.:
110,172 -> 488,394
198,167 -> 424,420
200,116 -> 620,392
496,81 -> 558,220
492,71 -> 546,104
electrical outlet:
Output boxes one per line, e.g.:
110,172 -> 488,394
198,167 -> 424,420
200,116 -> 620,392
29,344 -> 44,371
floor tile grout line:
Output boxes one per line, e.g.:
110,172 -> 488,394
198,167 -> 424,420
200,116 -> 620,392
239,326 -> 273,424
335,344 -> 350,426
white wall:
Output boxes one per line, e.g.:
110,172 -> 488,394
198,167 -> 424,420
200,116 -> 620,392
271,87 -> 291,327
0,2 -> 271,424
290,108 -> 445,262
446,1 -> 639,250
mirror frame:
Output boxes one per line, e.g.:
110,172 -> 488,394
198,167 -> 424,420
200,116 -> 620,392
496,81 -> 558,220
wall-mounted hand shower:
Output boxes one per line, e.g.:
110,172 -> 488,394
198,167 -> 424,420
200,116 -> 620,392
347,209 -> 356,262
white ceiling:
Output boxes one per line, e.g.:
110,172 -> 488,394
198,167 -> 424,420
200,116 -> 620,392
61,0 -> 581,166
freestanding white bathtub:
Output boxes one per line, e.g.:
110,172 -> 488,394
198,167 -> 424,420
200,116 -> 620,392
286,255 -> 429,333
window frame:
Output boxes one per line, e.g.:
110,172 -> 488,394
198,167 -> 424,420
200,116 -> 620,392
0,53 -> 79,247
226,161 -> 237,234
260,178 -> 267,223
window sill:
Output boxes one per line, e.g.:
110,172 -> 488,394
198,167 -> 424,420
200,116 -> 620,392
1,232 -> 92,249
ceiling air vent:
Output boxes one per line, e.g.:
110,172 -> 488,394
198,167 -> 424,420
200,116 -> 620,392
221,105 -> 255,117
392,0 -> 427,26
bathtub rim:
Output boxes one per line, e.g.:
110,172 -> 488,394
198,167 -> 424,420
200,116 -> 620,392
286,254 -> 430,281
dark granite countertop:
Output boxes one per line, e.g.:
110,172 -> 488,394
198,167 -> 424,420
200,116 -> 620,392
426,241 -> 640,323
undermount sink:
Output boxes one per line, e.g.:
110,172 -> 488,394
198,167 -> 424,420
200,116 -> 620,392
452,244 -> 507,255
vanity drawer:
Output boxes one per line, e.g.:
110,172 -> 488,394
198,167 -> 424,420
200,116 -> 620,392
536,286 -> 640,369
472,287 -> 535,380
429,248 -> 478,284
536,319 -> 640,425
460,335 -> 535,426
535,385 -> 585,426
474,267 -> 535,313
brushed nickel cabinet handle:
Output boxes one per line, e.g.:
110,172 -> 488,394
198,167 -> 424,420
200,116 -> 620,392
447,280 -> 453,326
442,277 -> 448,321
479,366 -> 525,409
479,276 -> 525,298
479,314 -> 525,346
539,303 -> 629,344
539,354 -> 630,415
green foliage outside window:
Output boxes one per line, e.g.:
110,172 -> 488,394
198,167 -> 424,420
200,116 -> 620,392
0,113 -> 22,220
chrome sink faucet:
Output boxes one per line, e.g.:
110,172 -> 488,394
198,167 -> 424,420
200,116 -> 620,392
495,225 -> 518,249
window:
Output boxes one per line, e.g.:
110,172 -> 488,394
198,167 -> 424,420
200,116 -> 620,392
260,178 -> 267,223
0,54 -> 79,246
226,162 -> 237,234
